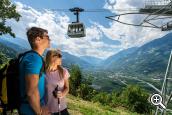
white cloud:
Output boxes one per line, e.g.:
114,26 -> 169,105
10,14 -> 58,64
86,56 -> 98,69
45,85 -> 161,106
102,0 -> 171,49
6,2 -> 122,59
6,1 -> 171,59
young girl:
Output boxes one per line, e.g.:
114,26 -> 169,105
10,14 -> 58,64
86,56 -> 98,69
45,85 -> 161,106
45,49 -> 70,115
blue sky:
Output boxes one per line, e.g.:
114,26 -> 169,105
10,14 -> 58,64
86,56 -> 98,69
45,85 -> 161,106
11,0 -> 112,27
8,0 -> 169,59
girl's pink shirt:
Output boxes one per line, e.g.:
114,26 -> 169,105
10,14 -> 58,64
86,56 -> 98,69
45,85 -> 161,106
45,68 -> 70,113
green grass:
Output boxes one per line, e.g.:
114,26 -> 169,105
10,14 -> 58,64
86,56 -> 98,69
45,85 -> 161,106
67,94 -> 141,115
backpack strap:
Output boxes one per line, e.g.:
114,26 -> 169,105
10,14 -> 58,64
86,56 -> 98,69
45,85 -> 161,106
19,50 -> 45,78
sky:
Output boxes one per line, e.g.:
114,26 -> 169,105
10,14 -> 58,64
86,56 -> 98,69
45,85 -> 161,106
8,0 -> 171,59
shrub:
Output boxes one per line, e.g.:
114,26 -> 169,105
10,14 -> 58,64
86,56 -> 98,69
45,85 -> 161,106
120,85 -> 152,114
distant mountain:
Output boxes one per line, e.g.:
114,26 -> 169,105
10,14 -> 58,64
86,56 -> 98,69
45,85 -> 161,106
0,38 -> 97,70
80,56 -> 103,65
0,38 -> 27,52
0,36 -> 30,49
62,52 -> 94,69
101,47 -> 138,69
105,33 -> 172,77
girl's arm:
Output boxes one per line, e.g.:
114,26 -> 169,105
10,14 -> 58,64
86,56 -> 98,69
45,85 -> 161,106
61,79 -> 69,97
58,69 -> 70,98
57,79 -> 69,98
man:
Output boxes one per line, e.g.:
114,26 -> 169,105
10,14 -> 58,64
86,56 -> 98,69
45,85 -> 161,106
19,27 -> 50,115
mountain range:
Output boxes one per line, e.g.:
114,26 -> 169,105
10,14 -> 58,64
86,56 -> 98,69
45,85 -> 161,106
80,56 -> 103,65
0,37 -> 94,69
102,32 -> 172,77
1,32 -> 172,78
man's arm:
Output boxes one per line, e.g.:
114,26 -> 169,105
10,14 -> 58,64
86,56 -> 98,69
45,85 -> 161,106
25,74 -> 41,115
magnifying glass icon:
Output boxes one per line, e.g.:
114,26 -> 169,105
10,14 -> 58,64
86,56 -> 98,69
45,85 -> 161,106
150,94 -> 166,109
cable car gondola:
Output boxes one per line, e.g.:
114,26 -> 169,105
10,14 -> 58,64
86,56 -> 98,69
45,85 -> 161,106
67,7 -> 86,38
68,22 -> 85,38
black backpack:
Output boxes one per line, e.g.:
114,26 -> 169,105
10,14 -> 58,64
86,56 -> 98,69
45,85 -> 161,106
0,50 -> 44,113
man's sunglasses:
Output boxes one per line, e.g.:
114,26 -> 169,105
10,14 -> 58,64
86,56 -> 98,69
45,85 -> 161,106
42,35 -> 50,40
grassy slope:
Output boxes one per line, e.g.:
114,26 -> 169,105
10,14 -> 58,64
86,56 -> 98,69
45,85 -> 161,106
67,95 -> 140,115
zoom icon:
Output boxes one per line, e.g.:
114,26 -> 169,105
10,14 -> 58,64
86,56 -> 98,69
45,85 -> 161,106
150,94 -> 166,109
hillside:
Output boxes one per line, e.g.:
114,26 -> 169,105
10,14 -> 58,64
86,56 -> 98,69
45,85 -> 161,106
67,95 -> 140,115
0,42 -> 17,59
101,47 -> 138,69
104,33 -> 172,77
0,42 -> 18,67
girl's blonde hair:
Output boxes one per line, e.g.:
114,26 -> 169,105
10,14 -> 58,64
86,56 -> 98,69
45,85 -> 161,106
45,49 -> 64,79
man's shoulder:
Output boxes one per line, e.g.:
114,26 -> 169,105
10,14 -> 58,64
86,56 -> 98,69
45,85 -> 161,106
20,51 -> 44,75
23,51 -> 42,63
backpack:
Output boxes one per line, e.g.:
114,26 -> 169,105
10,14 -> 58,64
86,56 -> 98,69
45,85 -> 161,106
0,50 -> 44,113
